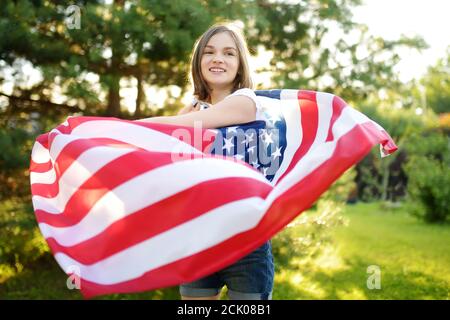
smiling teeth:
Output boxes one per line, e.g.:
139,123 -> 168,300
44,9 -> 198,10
210,68 -> 225,72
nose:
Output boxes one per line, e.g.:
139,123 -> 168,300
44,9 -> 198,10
212,53 -> 225,64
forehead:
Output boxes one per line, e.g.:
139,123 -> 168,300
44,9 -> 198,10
206,32 -> 237,49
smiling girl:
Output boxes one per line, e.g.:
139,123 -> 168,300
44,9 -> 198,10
140,23 -> 274,300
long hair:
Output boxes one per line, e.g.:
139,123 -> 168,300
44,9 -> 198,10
189,23 -> 253,102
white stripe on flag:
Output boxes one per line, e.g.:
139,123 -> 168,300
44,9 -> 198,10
72,120 -> 204,154
31,141 -> 51,164
270,90 -> 303,185
310,91 -> 334,150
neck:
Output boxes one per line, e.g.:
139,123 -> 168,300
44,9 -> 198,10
209,87 -> 233,105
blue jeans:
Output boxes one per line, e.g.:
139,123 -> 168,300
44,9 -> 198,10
179,241 -> 274,300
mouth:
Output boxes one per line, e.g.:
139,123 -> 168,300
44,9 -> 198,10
209,67 -> 226,73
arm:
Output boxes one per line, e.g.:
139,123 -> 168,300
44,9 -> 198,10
176,104 -> 196,115
176,99 -> 203,115
138,95 -> 256,129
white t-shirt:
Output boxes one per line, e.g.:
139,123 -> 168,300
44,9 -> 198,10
225,88 -> 265,122
195,88 -> 268,123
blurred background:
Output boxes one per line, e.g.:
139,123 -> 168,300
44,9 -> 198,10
0,0 -> 448,299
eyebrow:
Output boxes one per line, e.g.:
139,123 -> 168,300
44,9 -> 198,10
205,45 -> 237,51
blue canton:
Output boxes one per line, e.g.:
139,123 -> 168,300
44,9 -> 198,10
210,90 -> 287,182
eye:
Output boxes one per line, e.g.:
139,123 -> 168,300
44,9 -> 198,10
203,51 -> 213,55
226,52 -> 236,56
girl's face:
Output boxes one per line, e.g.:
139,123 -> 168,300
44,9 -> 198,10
200,32 -> 239,92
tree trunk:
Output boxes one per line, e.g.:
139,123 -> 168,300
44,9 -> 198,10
134,71 -> 145,118
106,0 -> 124,117
381,160 -> 390,202
106,75 -> 121,117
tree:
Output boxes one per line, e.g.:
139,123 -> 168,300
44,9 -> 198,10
1,0 -> 426,121
0,0 -> 248,119
247,0 -> 427,103
419,48 -> 450,114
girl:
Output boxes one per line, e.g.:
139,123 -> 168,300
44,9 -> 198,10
140,23 -> 274,300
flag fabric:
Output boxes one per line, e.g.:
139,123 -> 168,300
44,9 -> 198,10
29,89 -> 397,298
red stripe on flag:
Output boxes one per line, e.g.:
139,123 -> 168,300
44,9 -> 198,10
326,95 -> 347,142
30,160 -> 53,173
35,133 -> 49,149
275,90 -> 318,184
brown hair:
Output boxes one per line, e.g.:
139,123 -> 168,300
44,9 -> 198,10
189,23 -> 253,102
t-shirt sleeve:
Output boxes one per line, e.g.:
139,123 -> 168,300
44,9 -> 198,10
225,88 -> 263,115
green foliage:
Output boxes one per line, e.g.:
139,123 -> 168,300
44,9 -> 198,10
357,102 -> 430,141
403,131 -> 450,223
0,127 -> 30,170
0,199 -> 49,282
355,153 -> 383,201
348,47 -> 448,203
0,127 -> 34,199
0,0 -> 427,119
353,101 -> 436,202
420,48 -> 450,114
0,0 -> 249,117
272,170 -> 354,269
320,168 -> 356,203
250,0 -> 426,102
272,199 -> 347,269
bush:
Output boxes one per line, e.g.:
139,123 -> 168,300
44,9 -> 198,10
271,170 -> 353,269
0,127 -> 34,199
271,200 -> 347,269
403,132 -> 450,223
0,198 -> 49,282
353,103 -> 432,202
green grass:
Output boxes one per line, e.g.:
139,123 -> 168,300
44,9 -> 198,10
1,201 -> 449,299
0,253 -> 182,300
273,202 -> 450,299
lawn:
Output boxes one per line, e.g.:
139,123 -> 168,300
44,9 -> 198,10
1,201 -> 449,299
273,202 -> 450,299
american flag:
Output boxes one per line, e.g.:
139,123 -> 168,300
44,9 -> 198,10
29,89 -> 397,298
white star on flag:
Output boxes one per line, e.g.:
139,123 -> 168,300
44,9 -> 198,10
271,146 -> 282,159
262,131 -> 274,146
245,132 -> 254,143
241,132 -> 254,146
268,114 -> 281,126
222,137 -> 234,153
259,128 -> 266,139
227,126 -> 238,134
251,160 -> 260,169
